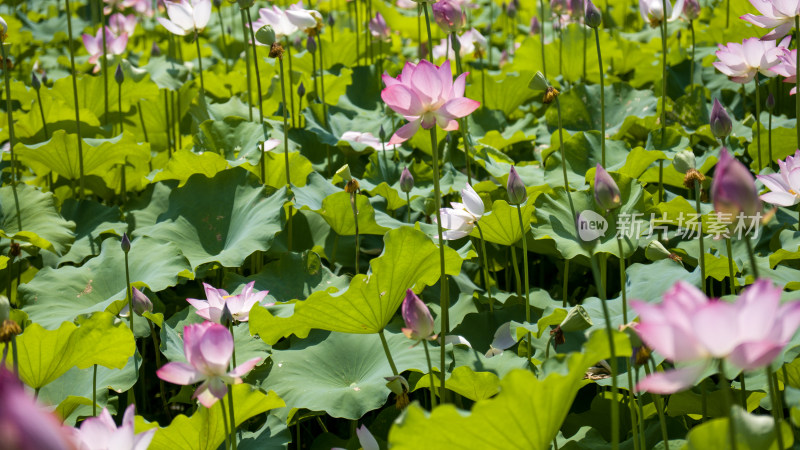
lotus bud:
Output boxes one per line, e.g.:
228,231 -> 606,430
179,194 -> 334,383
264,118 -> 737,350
766,92 -> 775,112
400,167 -> 414,193
530,17 -> 541,34
559,305 -> 593,332
709,98 -> 732,139
645,240 -> 671,261
593,164 -> 621,211
306,35 -> 316,53
114,64 -> 124,85
121,233 -> 131,253
151,41 -> 161,56
297,82 -> 305,98
683,0 -> 700,21
213,0 -> 222,7
256,25 -> 276,47
328,14 -> 335,26
335,164 -> 352,183
432,0 -> 466,33
401,289 -> 436,341
220,303 -> 234,328
237,0 -> 255,8
506,0 -> 517,18
711,148 -> 762,225
585,0 -> 602,28
131,288 -> 153,315
0,17 -> 7,42
507,166 -> 527,205
672,150 -> 696,174
379,124 -> 386,142
0,296 -> 8,322
31,72 -> 40,91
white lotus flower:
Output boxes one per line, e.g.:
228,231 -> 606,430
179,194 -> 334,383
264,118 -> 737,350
157,0 -> 211,36
437,183 -> 484,240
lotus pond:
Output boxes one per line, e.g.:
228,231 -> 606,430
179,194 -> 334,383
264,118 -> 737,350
5,0 -> 800,448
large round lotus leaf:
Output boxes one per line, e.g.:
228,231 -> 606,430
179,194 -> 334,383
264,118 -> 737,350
530,174 -> 649,260
8,311 -> 135,389
20,236 -> 191,329
142,385 -> 285,450
0,183 -> 75,254
684,407 -> 793,450
133,168 -> 288,271
388,330 -> 620,449
545,83 -> 658,135
151,150 -> 229,187
261,331 -> 430,420
58,199 -> 127,266
249,226 -> 463,341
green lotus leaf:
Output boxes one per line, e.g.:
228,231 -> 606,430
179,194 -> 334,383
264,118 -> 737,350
0,183 -> 75,254
8,311 -> 134,389
249,226 -> 462,340
684,407 -> 793,450
134,169 -> 288,270
20,236 -> 191,329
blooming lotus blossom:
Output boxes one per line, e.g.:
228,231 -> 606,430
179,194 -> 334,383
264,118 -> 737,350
157,322 -> 262,407
437,183 -> 484,240
741,0 -> 800,40
757,149 -> 800,206
713,37 -> 789,83
109,13 -> 137,36
251,6 -> 298,40
632,279 -> 800,394
770,47 -> 798,94
368,13 -> 390,40
432,28 -> 487,60
401,289 -> 437,341
70,405 -> 155,450
711,148 -> 762,226
381,60 -> 480,145
339,131 -> 400,151
0,368 -> 74,450
82,27 -> 129,73
157,0 -> 212,36
286,3 -> 322,34
639,0 -> 684,26
186,281 -> 270,323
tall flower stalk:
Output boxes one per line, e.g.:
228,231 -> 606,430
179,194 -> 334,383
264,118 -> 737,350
0,33 -> 22,229
586,0 -> 604,166
64,0 -> 87,199
508,167 -> 532,365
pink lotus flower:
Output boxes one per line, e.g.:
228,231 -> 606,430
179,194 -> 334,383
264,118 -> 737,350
757,149 -> 800,206
339,131 -> 400,151
437,183 -> 484,240
82,27 -> 129,73
401,290 -> 437,341
109,13 -> 137,36
770,47 -> 798,94
186,281 -> 270,323
639,0 -> 684,26
632,279 -> 800,394
741,0 -> 800,40
0,368 -> 75,450
432,28 -> 487,60
157,322 -> 262,407
368,13 -> 390,40
711,148 -> 762,226
381,60 -> 480,145
713,37 -> 789,83
251,6 -> 298,40
71,405 -> 155,450
157,0 -> 212,36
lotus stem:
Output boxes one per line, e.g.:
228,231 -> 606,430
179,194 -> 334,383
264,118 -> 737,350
285,37 -> 296,128
227,384 -> 238,450
539,0 -> 547,78
719,359 -> 739,450
244,8 -> 264,126
515,205 -> 532,366
149,320 -> 170,419
318,32 -> 328,127
64,0 -> 86,199
768,93 -> 773,170
510,244 -> 522,297
278,55 -> 292,188
555,97 -> 577,223
594,27 -> 605,167
659,0 -> 668,131
755,76 -> 762,172
475,223 -> 494,312
745,235 -> 760,279
217,3 -> 230,73
644,362 -> 670,449
726,237 -> 736,294
123,247 -> 137,407
422,339 -> 437,407
1,43 -> 22,229
221,400 -> 231,450
626,366 -> 640,450
590,251 -> 619,450
239,9 -> 254,121
350,191 -> 360,274
689,20 -> 695,95
451,32 -> 473,185
194,31 -> 207,105
93,364 -> 97,416
406,192 -> 411,223
694,180 -> 706,295
378,329 -> 399,375
562,259 -> 569,307
740,373 -> 747,408
428,126 -> 449,404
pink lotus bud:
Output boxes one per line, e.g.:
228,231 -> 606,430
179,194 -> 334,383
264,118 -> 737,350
593,164 -> 621,211
711,148 -> 762,225
400,167 -> 414,193
401,290 -> 436,341
432,0 -> 466,34
530,17 -> 541,34
710,98 -> 732,139
507,166 -> 527,205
